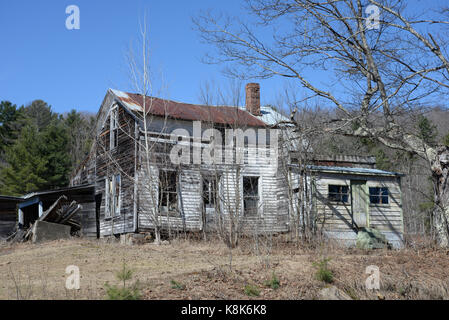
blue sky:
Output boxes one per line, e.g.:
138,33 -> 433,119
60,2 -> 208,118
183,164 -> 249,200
0,0 -> 442,114
0,0 -> 290,114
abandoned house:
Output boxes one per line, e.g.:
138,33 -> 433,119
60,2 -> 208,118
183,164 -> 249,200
60,83 -> 402,248
70,83 -> 291,238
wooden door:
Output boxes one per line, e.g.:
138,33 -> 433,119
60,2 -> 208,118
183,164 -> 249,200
351,180 -> 368,228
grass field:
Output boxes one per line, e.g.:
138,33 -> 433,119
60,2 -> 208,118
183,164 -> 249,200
0,236 -> 448,300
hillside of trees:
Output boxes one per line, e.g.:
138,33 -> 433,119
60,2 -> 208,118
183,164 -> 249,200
0,100 -> 95,196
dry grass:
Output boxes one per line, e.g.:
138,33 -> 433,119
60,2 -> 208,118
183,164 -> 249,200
0,236 -> 448,300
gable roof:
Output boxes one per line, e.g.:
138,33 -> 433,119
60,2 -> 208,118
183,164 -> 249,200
110,89 -> 267,127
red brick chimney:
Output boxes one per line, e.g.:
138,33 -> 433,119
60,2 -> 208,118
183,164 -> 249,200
245,83 -> 261,116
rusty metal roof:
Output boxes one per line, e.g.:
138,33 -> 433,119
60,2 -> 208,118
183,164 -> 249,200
110,89 -> 267,127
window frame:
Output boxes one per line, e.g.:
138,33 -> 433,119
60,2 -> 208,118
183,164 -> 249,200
369,186 -> 389,205
159,170 -> 179,215
328,184 -> 349,204
243,176 -> 260,216
202,175 -> 220,208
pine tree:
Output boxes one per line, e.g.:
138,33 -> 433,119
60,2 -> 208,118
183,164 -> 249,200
417,115 -> 437,147
24,100 -> 57,132
0,103 -> 72,195
0,101 -> 25,158
0,125 -> 48,195
39,120 -> 71,188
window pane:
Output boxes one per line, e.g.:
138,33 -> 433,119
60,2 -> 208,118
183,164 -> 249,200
159,171 -> 178,213
243,177 -> 258,195
243,177 -> 259,215
329,185 -> 339,194
328,185 -> 348,203
370,195 -> 380,204
369,187 -> 389,204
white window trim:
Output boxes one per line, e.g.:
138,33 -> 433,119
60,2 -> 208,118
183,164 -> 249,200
241,175 -> 262,216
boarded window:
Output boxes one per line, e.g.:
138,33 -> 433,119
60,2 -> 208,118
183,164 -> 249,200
328,185 -> 349,203
110,107 -> 119,150
159,171 -> 178,214
369,187 -> 389,204
202,176 -> 219,207
243,176 -> 259,216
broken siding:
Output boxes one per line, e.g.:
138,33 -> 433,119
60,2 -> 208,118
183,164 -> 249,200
312,172 -> 403,248
0,198 -> 20,239
136,127 -> 288,234
95,104 -> 137,237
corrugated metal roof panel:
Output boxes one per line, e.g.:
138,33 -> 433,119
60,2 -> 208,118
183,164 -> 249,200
238,105 -> 290,126
110,89 -> 267,127
307,165 -> 404,177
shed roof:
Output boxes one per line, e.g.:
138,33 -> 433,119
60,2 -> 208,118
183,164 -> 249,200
307,165 -> 404,177
110,89 -> 267,127
20,184 -> 95,200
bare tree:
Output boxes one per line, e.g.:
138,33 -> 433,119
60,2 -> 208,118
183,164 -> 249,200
197,80 -> 246,249
194,0 -> 449,246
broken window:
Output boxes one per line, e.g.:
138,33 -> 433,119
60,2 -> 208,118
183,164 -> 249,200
243,176 -> 259,216
114,174 -> 121,216
202,176 -> 219,208
328,185 -> 349,203
369,187 -> 389,204
159,171 -> 178,214
105,174 -> 121,218
110,107 -> 119,150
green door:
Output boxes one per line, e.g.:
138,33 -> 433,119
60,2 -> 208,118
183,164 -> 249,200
351,180 -> 368,228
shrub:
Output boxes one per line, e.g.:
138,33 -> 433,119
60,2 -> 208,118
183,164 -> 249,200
104,262 -> 141,300
105,281 -> 141,300
264,272 -> 280,290
313,258 -> 334,284
244,284 -> 260,297
170,279 -> 186,290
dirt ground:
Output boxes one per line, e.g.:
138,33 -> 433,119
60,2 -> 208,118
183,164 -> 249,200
0,236 -> 448,300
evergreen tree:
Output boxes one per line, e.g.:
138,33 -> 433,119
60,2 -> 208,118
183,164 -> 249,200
0,101 -> 25,158
39,120 -> 71,188
0,101 -> 72,195
417,115 -> 437,147
24,100 -> 57,132
0,125 -> 48,195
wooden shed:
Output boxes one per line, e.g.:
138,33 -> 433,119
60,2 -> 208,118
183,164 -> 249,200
0,196 -> 23,239
309,165 -> 404,248
16,185 -> 98,238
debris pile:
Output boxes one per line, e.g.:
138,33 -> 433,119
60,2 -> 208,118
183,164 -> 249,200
8,195 -> 82,243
